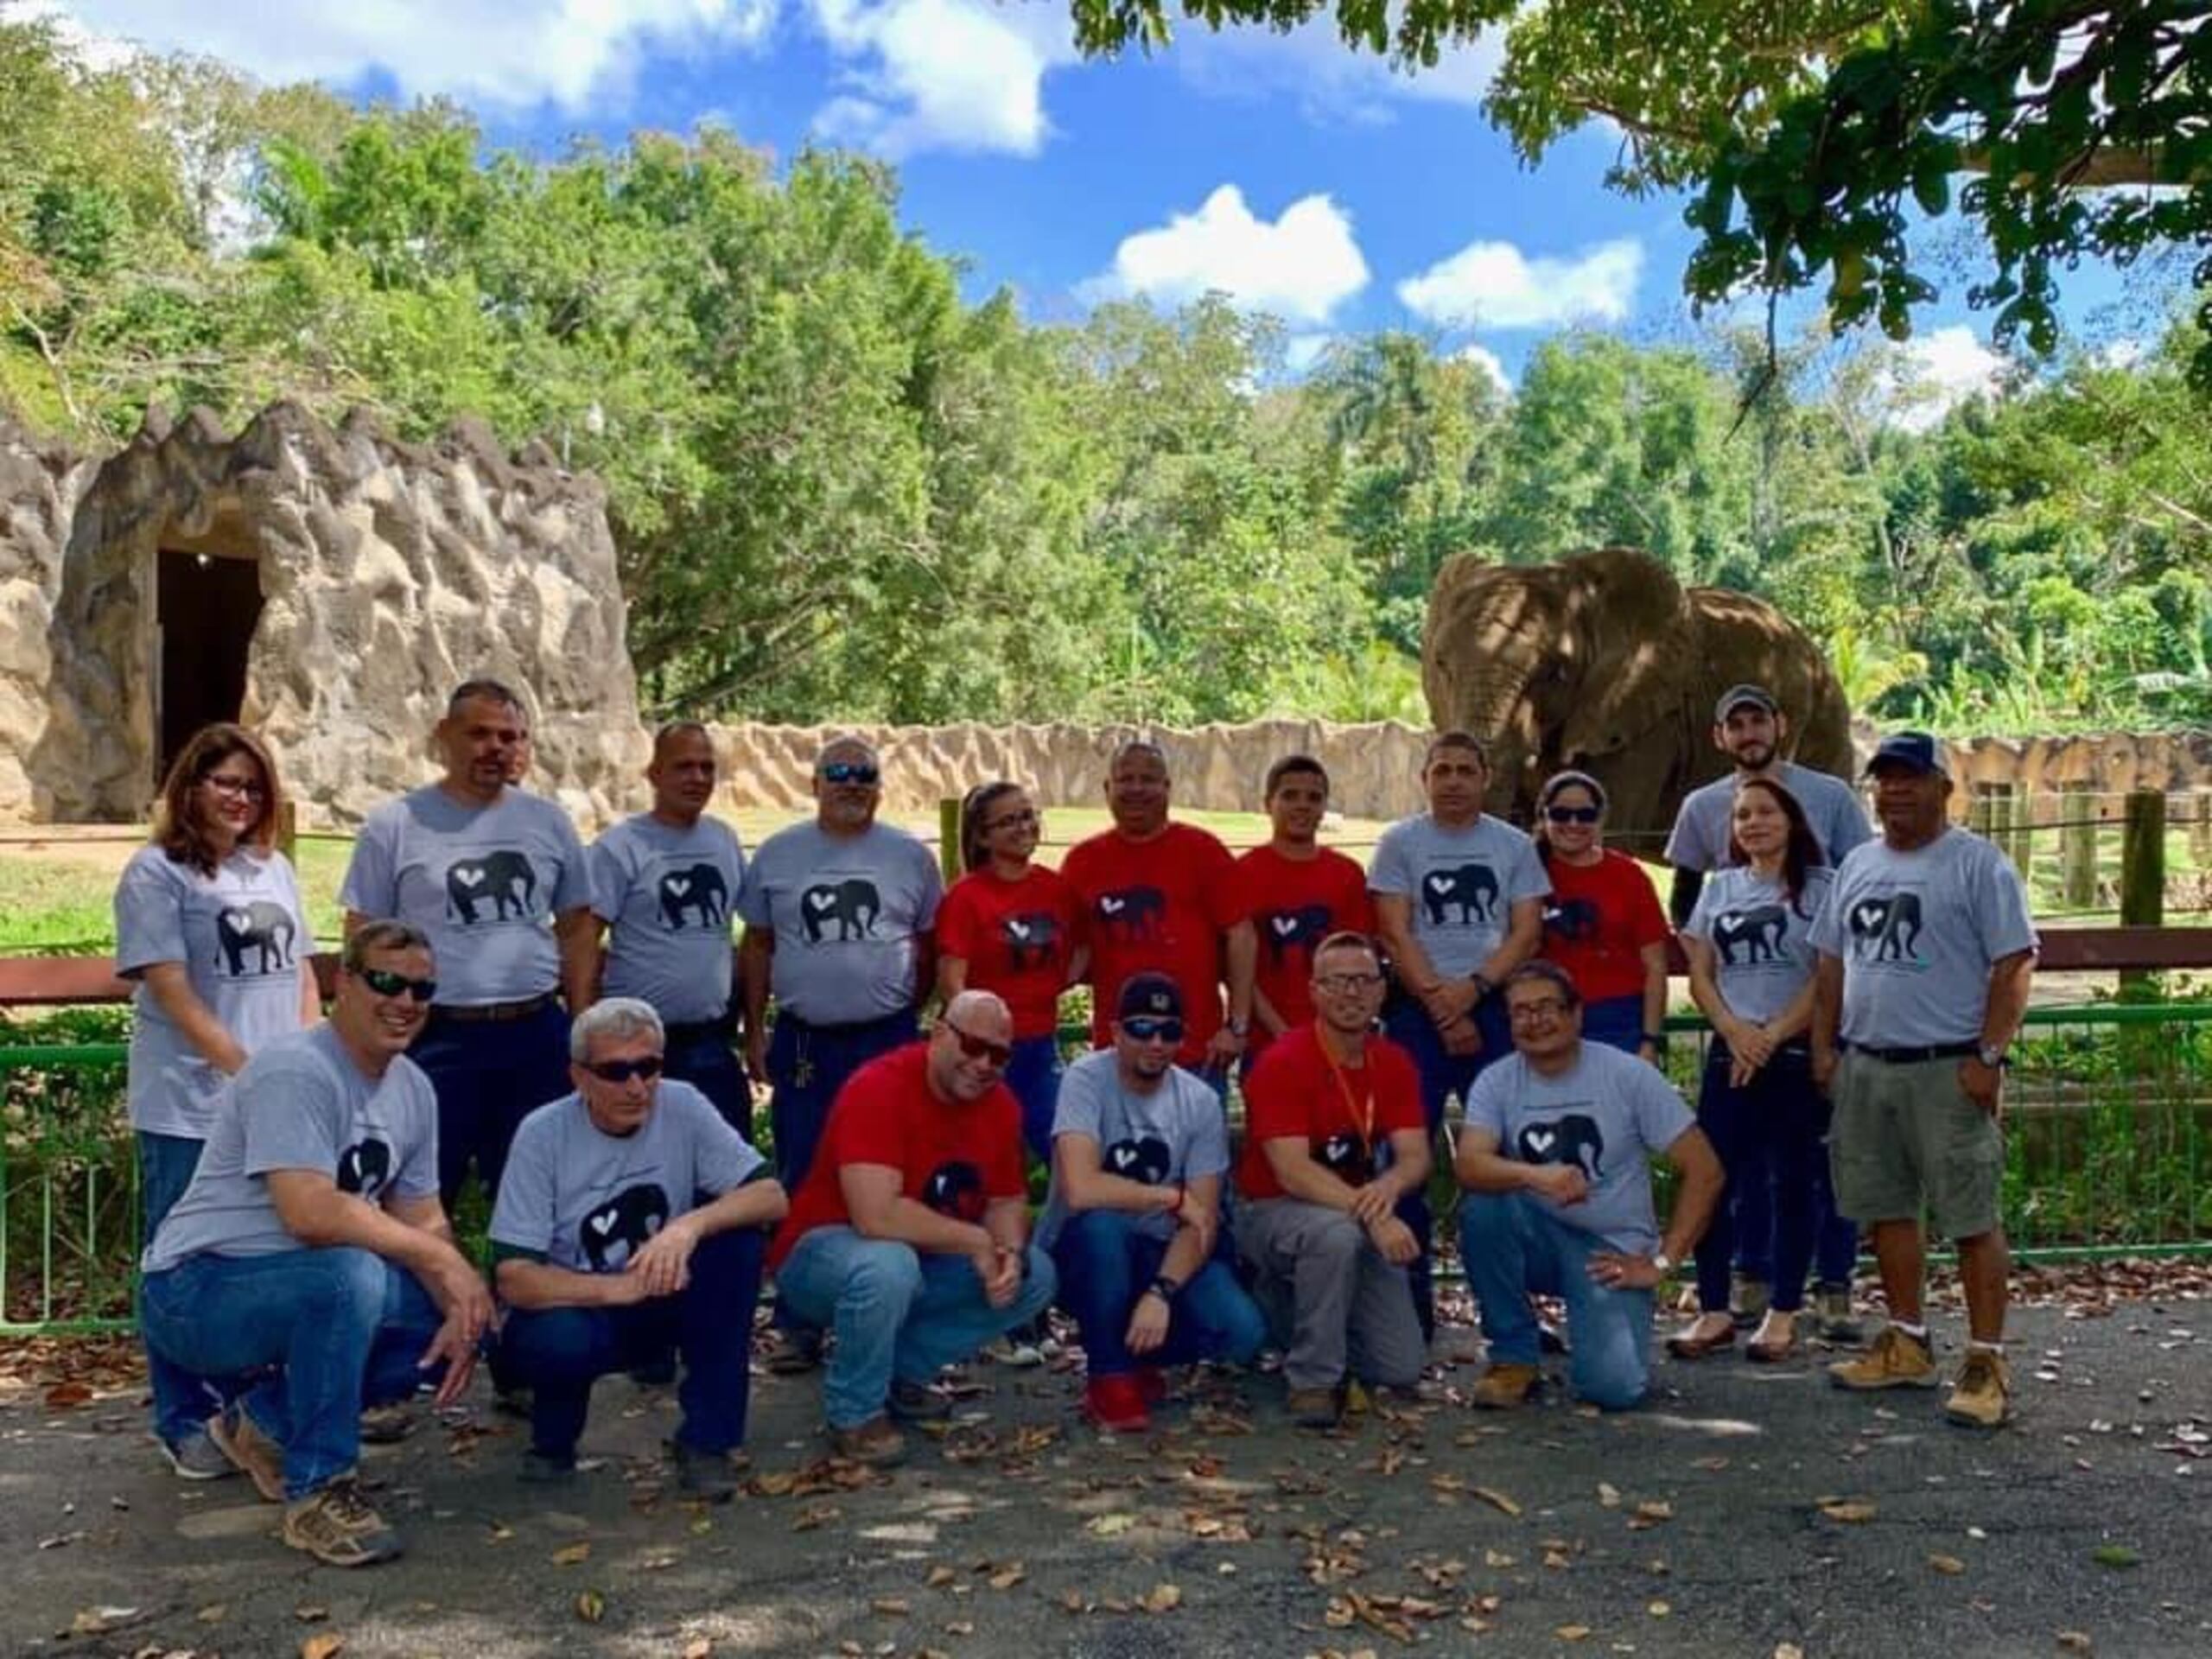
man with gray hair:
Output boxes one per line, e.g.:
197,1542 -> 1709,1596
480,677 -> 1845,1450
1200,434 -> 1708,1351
489,997 -> 787,1498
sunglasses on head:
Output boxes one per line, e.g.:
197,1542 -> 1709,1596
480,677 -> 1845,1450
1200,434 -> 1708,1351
584,1056 -> 664,1084
1544,804 -> 1602,824
820,761 -> 880,786
358,967 -> 437,1002
1121,1016 -> 1185,1046
944,1022 -> 1013,1066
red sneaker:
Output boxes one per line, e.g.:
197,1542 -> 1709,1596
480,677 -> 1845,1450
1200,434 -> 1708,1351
1082,1373 -> 1152,1433
1135,1367 -> 1167,1406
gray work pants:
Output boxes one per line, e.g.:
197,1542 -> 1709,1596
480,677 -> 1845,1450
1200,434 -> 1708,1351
1236,1198 -> 1427,1392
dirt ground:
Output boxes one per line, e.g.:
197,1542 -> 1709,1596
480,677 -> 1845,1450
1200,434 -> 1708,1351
3,1270 -> 2208,1659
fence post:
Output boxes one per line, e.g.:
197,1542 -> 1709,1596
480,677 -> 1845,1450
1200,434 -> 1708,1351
2192,791 -> 2212,874
276,798 -> 298,864
2120,789 -> 2166,1001
1967,783 -> 1996,841
2061,784 -> 2097,912
938,797 -> 961,884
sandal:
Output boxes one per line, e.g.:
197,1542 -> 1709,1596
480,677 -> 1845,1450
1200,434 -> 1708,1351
1665,1316 -> 1737,1360
1747,1311 -> 1799,1364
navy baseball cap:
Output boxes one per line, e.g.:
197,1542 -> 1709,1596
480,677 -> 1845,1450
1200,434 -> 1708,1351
1713,683 -> 1778,721
1116,972 -> 1184,1022
1866,731 -> 1948,776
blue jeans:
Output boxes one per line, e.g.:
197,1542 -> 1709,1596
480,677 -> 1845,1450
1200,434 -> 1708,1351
1003,1035 -> 1065,1166
1460,1190 -> 1654,1410
662,1022 -> 750,1131
411,1001 -> 573,1212
1694,1046 -> 1832,1314
500,1227 -> 765,1457
1049,1209 -> 1266,1378
139,1247 -> 445,1499
1729,1070 -> 1858,1292
776,1227 -> 1058,1429
766,1012 -> 917,1191
137,1130 -> 223,1445
1580,995 -> 1644,1054
1383,994 -> 1511,1341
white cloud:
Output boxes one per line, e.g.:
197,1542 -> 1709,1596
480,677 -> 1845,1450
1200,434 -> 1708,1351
47,0 -> 778,108
806,0 -> 1078,157
1284,333 -> 1337,375
1084,185 -> 1370,326
1166,16 -> 1499,121
1882,325 -> 2005,432
1453,342 -> 1513,396
1397,237 -> 1643,330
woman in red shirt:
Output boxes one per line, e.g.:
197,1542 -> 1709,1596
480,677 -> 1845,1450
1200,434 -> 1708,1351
1533,770 -> 1671,1064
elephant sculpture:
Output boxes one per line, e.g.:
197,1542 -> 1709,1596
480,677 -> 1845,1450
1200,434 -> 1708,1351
1423,546 -> 1853,843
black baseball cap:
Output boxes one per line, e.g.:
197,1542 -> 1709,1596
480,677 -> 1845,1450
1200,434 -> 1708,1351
1115,972 -> 1184,1022
1713,683 -> 1779,722
1866,731 -> 1948,777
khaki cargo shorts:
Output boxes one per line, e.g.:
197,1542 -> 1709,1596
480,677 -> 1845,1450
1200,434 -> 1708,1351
1829,1051 -> 2004,1241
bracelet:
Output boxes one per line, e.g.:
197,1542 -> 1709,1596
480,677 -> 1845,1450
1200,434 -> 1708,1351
1147,1274 -> 1182,1303
1468,973 -> 1494,1001
1643,1030 -> 1669,1051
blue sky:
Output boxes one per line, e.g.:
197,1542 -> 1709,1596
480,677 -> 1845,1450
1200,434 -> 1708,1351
44,0 -> 2154,410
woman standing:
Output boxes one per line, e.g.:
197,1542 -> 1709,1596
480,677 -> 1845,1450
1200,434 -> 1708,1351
1533,771 -> 1670,1063
1669,777 -> 1834,1363
116,724 -> 318,1475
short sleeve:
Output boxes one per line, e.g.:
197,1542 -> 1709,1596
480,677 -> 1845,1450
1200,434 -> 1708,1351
1367,823 -> 1414,898
1973,847 -> 2038,962
936,880 -> 982,962
1627,1060 -> 1697,1154
1823,784 -> 1875,861
911,839 -> 945,930
1374,1044 -> 1425,1136
339,809 -> 399,916
546,810 -> 593,914
1622,858 -> 1671,949
1805,875 -> 1847,958
1196,832 -> 1241,930
1185,1079 -> 1231,1179
1461,1062 -> 1510,1144
392,1070 -> 441,1200
1335,865 -> 1377,938
238,1054 -> 345,1178
1681,874 -> 1720,943
683,1090 -> 766,1195
1504,834 -> 1551,905
1662,792 -> 1713,872
487,1113 -> 560,1255
585,831 -> 629,925
735,849 -> 774,928
830,1067 -> 906,1169
1241,1044 -> 1306,1145
984,1091 -> 1027,1198
1049,1061 -> 1106,1143
114,852 -> 188,975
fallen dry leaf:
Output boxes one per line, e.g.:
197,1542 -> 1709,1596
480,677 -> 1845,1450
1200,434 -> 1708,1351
1087,1512 -> 1139,1537
550,1541 -> 592,1566
1141,1584 -> 1183,1614
1929,1554 -> 1967,1576
2056,1632 -> 2094,1652
574,1589 -> 606,1624
872,1599 -> 911,1617
987,1562 -> 1027,1590
681,1640 -> 713,1659
1633,1500 -> 1673,1522
1472,1486 -> 1522,1517
196,1604 -> 227,1624
1819,1499 -> 1878,1524
295,1605 -> 330,1623
927,1566 -> 958,1588
1648,1600 -> 1672,1617
1597,1483 -> 1622,1509
1774,1647 -> 1805,1659
301,1636 -> 346,1659
1554,1624 -> 1592,1642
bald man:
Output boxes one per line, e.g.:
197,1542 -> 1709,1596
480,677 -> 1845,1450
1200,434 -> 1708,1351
766,991 -> 1055,1466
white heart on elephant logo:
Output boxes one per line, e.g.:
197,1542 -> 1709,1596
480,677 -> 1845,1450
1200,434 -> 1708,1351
219,909 -> 251,935
1526,1128 -> 1557,1155
453,868 -> 486,888
1006,918 -> 1031,940
667,876 -> 690,897
587,1206 -> 618,1236
1717,912 -> 1744,931
1271,914 -> 1299,937
805,890 -> 838,912
1109,1145 -> 1139,1171
1423,873 -> 1452,893
1101,896 -> 1125,914
1853,903 -> 1884,929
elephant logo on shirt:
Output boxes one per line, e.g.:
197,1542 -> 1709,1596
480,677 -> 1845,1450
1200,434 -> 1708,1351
1422,862 -> 1499,925
215,901 -> 296,976
1314,1131 -> 1376,1185
800,879 -> 881,943
1095,886 -> 1166,943
336,1137 -> 392,1199
1104,1135 -> 1173,1185
1712,905 -> 1789,965
1541,897 -> 1600,946
658,862 -> 729,930
1261,904 -> 1332,965
1001,912 -> 1062,972
1516,1114 -> 1605,1182
1847,893 -> 1923,963
580,1181 -> 671,1272
922,1160 -> 988,1222
446,850 -> 537,925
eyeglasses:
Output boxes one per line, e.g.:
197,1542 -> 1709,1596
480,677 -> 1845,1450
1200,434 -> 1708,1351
1544,805 -> 1601,824
1120,1017 -> 1184,1046
820,761 -> 880,786
944,1022 -> 1012,1066
986,808 -> 1039,833
202,773 -> 267,802
357,967 -> 437,1002
1508,997 -> 1572,1022
1314,971 -> 1384,995
583,1055 -> 664,1084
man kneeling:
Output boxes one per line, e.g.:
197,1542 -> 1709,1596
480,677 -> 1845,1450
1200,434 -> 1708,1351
1041,973 -> 1266,1433
769,991 -> 1056,1465
1236,932 -> 1430,1429
138,921 -> 493,1567
490,998 -> 787,1498
1456,963 -> 1722,1410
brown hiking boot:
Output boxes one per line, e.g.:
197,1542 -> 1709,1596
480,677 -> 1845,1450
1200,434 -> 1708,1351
1827,1325 -> 1939,1391
1944,1349 -> 2013,1429
1286,1386 -> 1343,1429
282,1477 -> 404,1567
827,1416 -> 908,1468
209,1403 -> 287,1503
1469,1363 -> 1541,1410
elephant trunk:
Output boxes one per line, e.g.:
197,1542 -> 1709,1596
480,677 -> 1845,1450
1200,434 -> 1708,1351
1459,661 -> 1544,823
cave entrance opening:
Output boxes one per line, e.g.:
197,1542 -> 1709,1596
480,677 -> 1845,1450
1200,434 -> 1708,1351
155,548 -> 264,787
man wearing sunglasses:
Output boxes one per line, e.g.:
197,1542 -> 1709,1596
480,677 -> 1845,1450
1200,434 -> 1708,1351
767,990 -> 1056,1466
1236,932 -> 1430,1430
487,998 -> 787,1497
1037,973 -> 1267,1432
738,737 -> 943,1371
139,921 -> 494,1567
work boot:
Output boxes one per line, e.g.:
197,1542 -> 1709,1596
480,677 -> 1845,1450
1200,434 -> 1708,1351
1944,1349 -> 2013,1429
282,1477 -> 404,1567
887,1378 -> 951,1422
1827,1325 -> 1939,1390
209,1402 -> 287,1503
827,1416 -> 907,1467
1286,1385 -> 1343,1430
1811,1282 -> 1866,1345
1469,1363 -> 1541,1411
671,1440 -> 741,1502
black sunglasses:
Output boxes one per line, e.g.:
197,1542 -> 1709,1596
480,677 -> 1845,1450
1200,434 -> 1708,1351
584,1056 -> 664,1084
1545,805 -> 1602,823
944,1022 -> 1013,1066
820,761 -> 880,785
357,967 -> 437,1003
1121,1016 -> 1185,1046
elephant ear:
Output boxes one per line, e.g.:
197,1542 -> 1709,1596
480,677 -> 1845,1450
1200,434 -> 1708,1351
1552,547 -> 1691,762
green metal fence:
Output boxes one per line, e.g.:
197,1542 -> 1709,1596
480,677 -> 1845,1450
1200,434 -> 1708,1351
5,1006 -> 2209,1336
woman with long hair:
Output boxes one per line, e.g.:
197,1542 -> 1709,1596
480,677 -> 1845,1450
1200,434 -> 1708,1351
1669,776 -> 1834,1363
1531,770 -> 1670,1064
115,724 -> 319,1477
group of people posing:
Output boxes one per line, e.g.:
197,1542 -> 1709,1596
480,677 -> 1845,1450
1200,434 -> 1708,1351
120,679 -> 2036,1569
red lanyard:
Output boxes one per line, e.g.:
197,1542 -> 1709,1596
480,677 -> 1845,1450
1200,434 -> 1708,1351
1319,1037 -> 1376,1147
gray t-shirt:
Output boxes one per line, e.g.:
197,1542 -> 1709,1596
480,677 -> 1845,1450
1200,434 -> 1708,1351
1465,1041 -> 1696,1255
1682,865 -> 1835,1028
1035,1049 -> 1230,1251
590,813 -> 747,1025
1807,829 -> 2037,1048
736,821 -> 944,1024
1663,761 -> 1873,871
1369,813 -> 1549,979
116,844 -> 309,1139
143,1023 -> 439,1273
489,1081 -> 766,1274
340,785 -> 590,1007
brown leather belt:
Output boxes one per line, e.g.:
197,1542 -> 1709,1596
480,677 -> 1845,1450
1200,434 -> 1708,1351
430,993 -> 556,1025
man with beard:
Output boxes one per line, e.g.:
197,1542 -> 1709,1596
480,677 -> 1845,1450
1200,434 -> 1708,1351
768,991 -> 1056,1465
1231,755 -> 1374,1067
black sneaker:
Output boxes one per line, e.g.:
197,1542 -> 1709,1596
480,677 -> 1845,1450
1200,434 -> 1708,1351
887,1378 -> 951,1423
519,1446 -> 578,1483
671,1440 -> 739,1503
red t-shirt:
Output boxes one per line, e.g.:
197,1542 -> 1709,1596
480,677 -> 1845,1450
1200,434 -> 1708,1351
1538,848 -> 1670,1003
1236,1023 -> 1424,1201
768,1043 -> 1026,1268
1060,822 -> 1238,1065
1230,844 -> 1375,1055
937,866 -> 1084,1039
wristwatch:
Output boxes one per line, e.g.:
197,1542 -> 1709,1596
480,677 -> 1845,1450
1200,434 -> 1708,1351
1976,1044 -> 2009,1069
1468,972 -> 1494,1000
1147,1274 -> 1183,1303
1643,1030 -> 1669,1052
1650,1251 -> 1675,1275
1228,1017 -> 1250,1037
